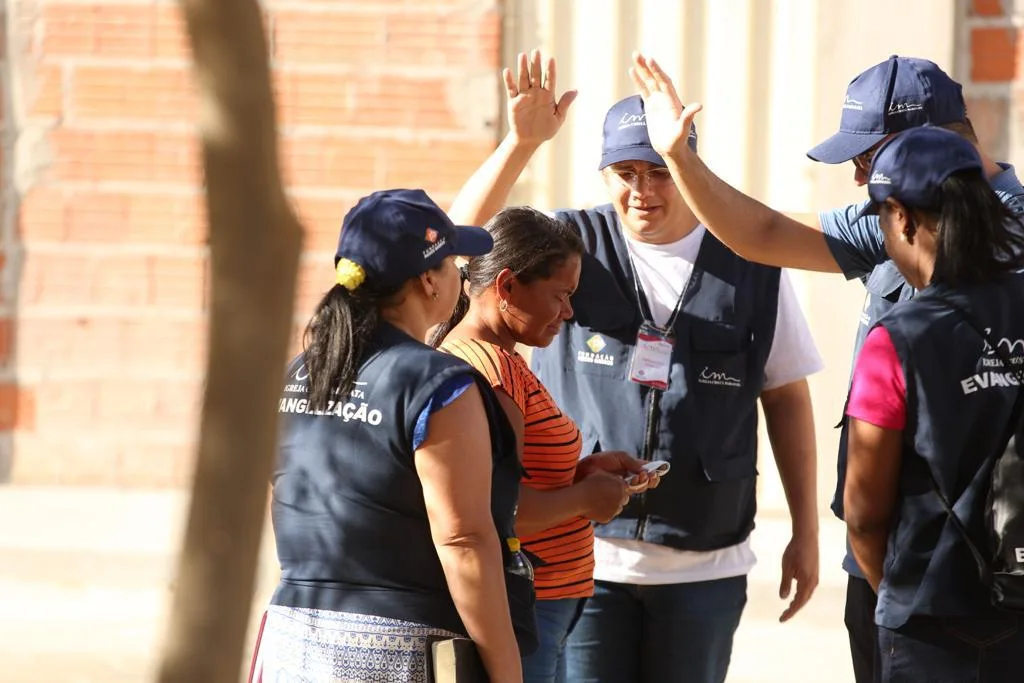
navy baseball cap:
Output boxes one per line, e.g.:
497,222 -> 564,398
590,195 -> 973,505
335,189 -> 493,290
808,55 -> 966,164
598,95 -> 697,170
853,127 -> 982,223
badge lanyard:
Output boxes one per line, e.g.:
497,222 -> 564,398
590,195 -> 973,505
626,255 -> 692,459
627,255 -> 688,390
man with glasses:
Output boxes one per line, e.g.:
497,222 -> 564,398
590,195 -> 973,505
448,50 -> 823,683
625,52 -> 1024,683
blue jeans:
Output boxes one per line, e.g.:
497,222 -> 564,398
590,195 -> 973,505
521,597 -> 586,683
565,576 -> 747,683
879,613 -> 1024,683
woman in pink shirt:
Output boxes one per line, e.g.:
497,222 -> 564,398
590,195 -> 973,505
843,127 -> 1024,682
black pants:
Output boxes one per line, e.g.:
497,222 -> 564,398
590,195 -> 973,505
845,575 -> 880,683
879,613 -> 1024,682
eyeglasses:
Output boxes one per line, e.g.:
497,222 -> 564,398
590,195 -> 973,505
606,167 -> 674,192
853,147 -> 880,173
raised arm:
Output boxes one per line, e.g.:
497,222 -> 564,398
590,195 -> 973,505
448,50 -> 577,225
664,157 -> 842,274
628,52 -> 847,274
415,382 -> 523,683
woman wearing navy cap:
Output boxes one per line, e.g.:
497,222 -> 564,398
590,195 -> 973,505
253,189 -> 532,683
843,128 -> 1024,681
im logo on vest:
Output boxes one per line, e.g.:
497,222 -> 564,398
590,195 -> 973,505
930,300 -> 1024,613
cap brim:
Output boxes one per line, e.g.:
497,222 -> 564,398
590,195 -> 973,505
807,131 -> 889,164
598,146 -> 666,170
851,200 -> 881,225
451,225 -> 494,257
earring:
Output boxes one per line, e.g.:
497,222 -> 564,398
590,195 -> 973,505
499,299 -> 508,312
432,292 -> 438,301
900,233 -> 908,242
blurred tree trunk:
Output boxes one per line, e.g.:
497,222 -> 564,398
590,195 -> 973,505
156,1 -> 302,682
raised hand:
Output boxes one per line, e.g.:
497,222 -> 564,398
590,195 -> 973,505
503,49 -> 578,146
629,51 -> 703,158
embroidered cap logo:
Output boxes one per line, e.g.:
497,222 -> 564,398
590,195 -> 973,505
843,95 -> 864,111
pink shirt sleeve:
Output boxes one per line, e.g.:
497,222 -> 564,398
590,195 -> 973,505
846,325 -> 907,430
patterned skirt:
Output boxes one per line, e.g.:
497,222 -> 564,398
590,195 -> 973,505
253,606 -> 461,683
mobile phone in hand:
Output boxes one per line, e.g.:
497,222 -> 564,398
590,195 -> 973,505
625,460 -> 671,487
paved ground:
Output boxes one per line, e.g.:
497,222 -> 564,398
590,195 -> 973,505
0,487 -> 854,683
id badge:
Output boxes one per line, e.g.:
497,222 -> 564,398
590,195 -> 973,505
628,321 -> 674,390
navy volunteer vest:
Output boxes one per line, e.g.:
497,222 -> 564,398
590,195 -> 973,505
873,275 -> 1024,629
269,322 -> 527,640
833,179 -> 1024,577
533,206 -> 780,551
833,261 -> 915,521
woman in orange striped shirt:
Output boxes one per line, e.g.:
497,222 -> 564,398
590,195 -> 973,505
430,207 -> 658,683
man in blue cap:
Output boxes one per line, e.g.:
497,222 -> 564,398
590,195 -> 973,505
448,49 -> 823,683
627,51 -> 1024,683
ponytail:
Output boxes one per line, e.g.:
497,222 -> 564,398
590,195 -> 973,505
303,282 -> 397,411
931,169 -> 1024,286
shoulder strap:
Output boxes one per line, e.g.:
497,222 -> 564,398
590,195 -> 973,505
924,297 -> 1024,583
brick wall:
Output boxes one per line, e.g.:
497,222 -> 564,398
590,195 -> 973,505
4,0 -> 502,487
961,0 -> 1019,160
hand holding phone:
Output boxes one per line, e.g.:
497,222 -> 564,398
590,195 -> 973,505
625,460 -> 671,488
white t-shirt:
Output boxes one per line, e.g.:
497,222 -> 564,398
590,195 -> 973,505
592,225 -> 823,585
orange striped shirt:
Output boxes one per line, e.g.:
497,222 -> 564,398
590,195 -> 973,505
441,337 -> 594,600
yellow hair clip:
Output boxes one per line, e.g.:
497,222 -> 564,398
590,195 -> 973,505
335,258 -> 366,291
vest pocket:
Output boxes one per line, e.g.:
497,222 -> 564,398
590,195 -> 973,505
700,451 -> 757,481
688,321 -> 758,475
694,408 -> 758,484
567,328 -> 629,380
667,446 -> 756,541
688,320 -> 751,393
